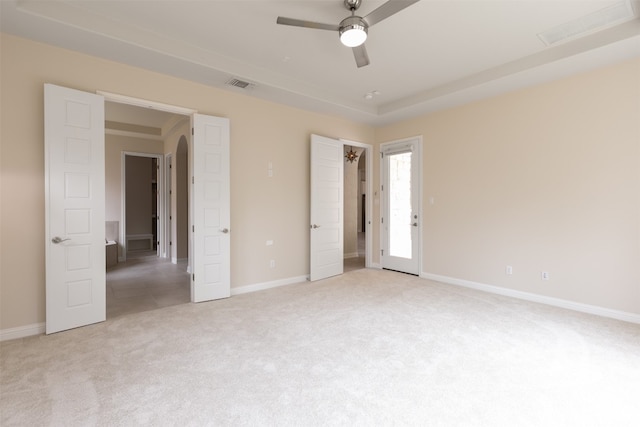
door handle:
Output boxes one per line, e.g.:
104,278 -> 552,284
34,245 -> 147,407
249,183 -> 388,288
310,224 -> 320,229
51,236 -> 70,244
220,228 -> 229,234
412,223 -> 418,227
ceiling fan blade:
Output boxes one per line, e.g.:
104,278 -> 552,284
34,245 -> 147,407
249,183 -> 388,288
363,0 -> 420,27
352,44 -> 370,68
276,17 -> 339,31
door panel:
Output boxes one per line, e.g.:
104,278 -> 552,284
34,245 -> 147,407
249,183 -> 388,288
191,114 -> 230,302
310,134 -> 344,281
381,140 -> 420,275
45,84 -> 105,334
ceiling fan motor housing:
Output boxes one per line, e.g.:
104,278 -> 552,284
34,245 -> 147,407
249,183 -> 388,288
344,0 -> 362,11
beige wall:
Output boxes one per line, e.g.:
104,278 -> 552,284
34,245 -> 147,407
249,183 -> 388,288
162,123 -> 190,261
376,57 -> 640,314
1,32 -> 638,332
160,123 -> 190,261
0,34 -> 373,330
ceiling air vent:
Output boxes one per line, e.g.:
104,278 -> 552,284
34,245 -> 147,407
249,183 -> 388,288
538,0 -> 636,46
225,78 -> 254,89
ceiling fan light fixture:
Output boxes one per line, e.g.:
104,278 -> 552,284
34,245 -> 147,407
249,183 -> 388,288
339,17 -> 368,47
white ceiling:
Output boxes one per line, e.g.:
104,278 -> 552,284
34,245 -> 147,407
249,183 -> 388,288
2,0 -> 639,126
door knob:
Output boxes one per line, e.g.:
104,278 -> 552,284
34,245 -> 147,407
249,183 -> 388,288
51,236 -> 70,244
412,222 -> 418,227
310,224 -> 321,229
220,228 -> 229,234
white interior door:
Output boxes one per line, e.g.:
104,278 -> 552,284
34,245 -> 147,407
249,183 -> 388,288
191,114 -> 230,302
310,134 -> 344,281
381,139 -> 421,275
44,84 -> 105,334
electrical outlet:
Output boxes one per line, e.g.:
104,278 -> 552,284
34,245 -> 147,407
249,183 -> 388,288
506,265 -> 513,275
541,271 -> 550,280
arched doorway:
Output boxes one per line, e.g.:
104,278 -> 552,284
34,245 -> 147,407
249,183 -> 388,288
174,136 -> 189,268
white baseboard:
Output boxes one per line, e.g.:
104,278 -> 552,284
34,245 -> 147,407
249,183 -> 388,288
0,322 -> 45,342
344,252 -> 359,259
422,272 -> 640,325
231,275 -> 308,296
171,257 -> 187,265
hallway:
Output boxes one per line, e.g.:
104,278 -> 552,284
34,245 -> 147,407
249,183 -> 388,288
106,254 -> 190,319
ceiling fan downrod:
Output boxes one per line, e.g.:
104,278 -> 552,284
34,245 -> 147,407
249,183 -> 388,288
344,0 -> 362,12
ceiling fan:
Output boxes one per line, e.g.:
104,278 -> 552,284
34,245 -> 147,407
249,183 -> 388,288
276,0 -> 420,68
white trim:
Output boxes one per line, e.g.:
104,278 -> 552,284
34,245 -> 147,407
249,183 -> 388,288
379,136 -> 423,275
1,323 -> 45,342
120,151 -> 164,261
344,252 -> 359,259
105,128 -> 163,141
165,154 -> 173,260
371,262 -> 382,269
98,91 -> 197,116
422,272 -> 640,325
231,275 -> 308,296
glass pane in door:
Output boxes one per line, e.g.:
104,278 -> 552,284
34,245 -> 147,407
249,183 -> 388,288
388,151 -> 412,258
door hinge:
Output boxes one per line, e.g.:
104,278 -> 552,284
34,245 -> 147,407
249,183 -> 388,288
192,127 -> 194,135
381,217 -> 384,224
192,225 -> 194,232
169,215 -> 172,220
169,241 -> 172,245
192,177 -> 194,184
192,273 -> 195,281
169,164 -> 172,169
381,184 -> 384,192
381,249 -> 384,256
169,190 -> 172,195
380,152 -> 384,159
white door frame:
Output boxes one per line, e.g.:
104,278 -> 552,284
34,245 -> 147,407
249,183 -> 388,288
165,153 -> 173,261
120,151 -> 164,261
340,138 -> 373,269
379,136 -> 423,275
99,91 -> 197,265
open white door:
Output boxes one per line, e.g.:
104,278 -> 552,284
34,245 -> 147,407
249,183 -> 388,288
310,134 -> 344,281
44,84 -> 105,334
191,114 -> 231,302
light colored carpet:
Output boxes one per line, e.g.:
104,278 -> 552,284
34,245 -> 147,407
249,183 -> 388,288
1,269 -> 639,426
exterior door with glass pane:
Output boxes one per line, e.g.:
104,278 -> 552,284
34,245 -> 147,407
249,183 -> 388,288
381,138 -> 421,275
